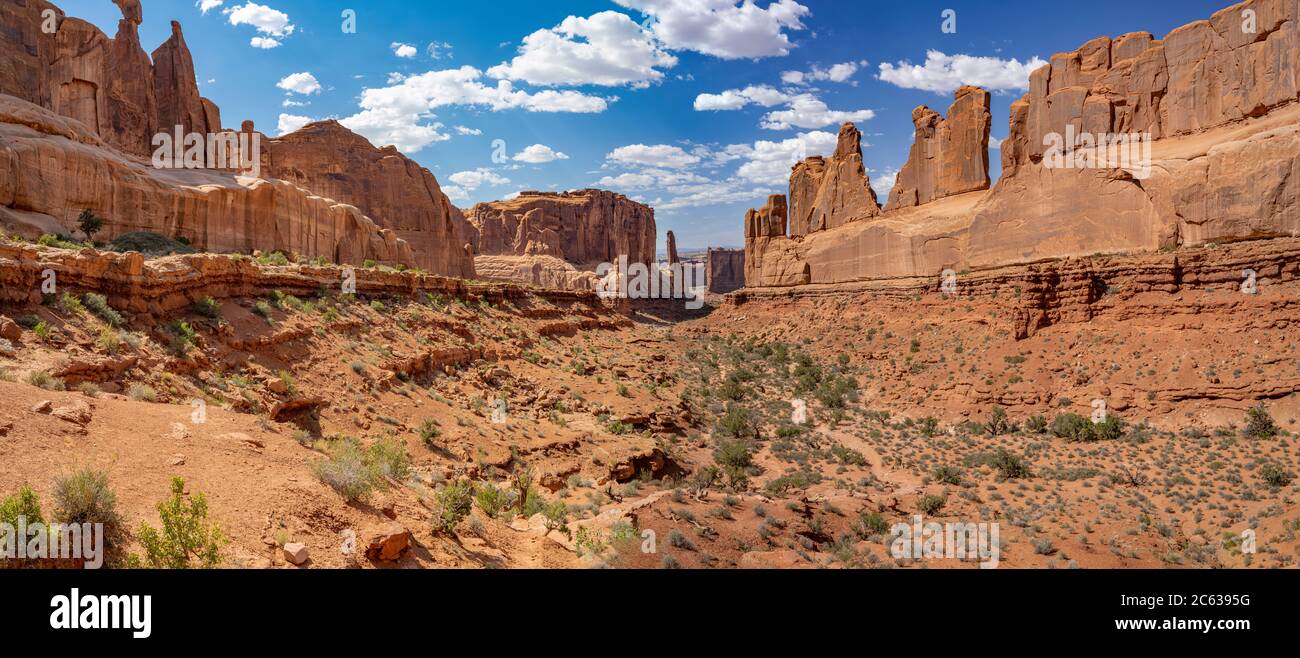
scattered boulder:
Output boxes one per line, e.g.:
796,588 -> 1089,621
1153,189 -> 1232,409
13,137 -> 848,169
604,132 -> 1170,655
283,542 -> 309,566
363,522 -> 412,562
0,316 -> 21,341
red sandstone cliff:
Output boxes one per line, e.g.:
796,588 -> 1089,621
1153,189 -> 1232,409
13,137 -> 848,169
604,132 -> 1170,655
0,0 -> 475,275
788,123 -> 880,236
467,189 -> 656,267
265,120 -> 475,277
744,0 -> 1300,290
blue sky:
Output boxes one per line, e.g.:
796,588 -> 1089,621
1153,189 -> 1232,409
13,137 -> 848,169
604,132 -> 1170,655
63,0 -> 1233,250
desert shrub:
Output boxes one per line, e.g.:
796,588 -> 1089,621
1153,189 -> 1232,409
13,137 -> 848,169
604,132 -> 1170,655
916,494 -> 947,515
256,251 -> 290,266
128,383 -> 157,402
1245,403 -> 1279,439
933,465 -> 964,485
129,478 -> 223,569
714,439 -> 753,487
96,326 -> 121,354
853,511 -> 890,538
192,296 -> 221,319
764,470 -> 821,495
52,468 -> 125,564
106,232 -> 194,257
277,370 -> 297,395
418,419 -> 442,448
366,435 -> 411,481
543,500 -> 569,536
1025,415 -> 1048,434
82,293 -> 124,327
167,320 -> 197,354
33,320 -> 54,342
313,437 -> 376,502
715,403 -> 760,441
667,529 -> 696,551
985,406 -> 1013,435
0,485 -> 44,526
1259,462 -> 1293,488
475,483 -> 506,518
253,300 -> 274,322
77,382 -> 101,397
28,370 -> 65,391
436,480 -> 474,534
1051,413 -> 1095,441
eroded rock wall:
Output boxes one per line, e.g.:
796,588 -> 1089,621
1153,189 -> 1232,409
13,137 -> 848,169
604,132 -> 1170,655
467,190 -> 656,269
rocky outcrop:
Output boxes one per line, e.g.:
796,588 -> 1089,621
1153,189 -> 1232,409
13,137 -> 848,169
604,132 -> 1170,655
745,0 -> 1300,289
706,248 -> 744,294
666,230 -> 679,264
473,255 -> 600,291
467,190 -> 656,269
265,120 -> 475,277
0,95 -> 415,266
151,21 -> 212,137
886,85 -> 992,210
744,194 -> 809,287
788,122 -> 879,235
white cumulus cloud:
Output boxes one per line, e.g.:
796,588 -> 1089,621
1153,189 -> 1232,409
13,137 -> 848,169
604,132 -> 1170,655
224,2 -> 295,37
760,94 -> 874,130
607,144 -> 701,169
449,169 -> 511,190
198,0 -> 224,15
392,43 -> 418,58
877,50 -> 1047,94
694,85 -> 790,111
782,60 -> 866,85
277,113 -> 312,135
488,11 -> 677,88
276,72 -> 321,95
250,36 -> 280,49
614,0 -> 811,60
338,66 -> 608,153
513,144 -> 570,164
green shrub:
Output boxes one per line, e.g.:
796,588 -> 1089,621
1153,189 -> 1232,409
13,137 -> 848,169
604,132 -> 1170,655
80,293 -> 124,327
128,383 -> 157,402
129,478 -> 223,569
0,485 -> 44,526
475,483 -> 506,518
418,419 -> 442,448
436,480 -> 474,534
1259,462 -> 1293,488
168,320 -> 197,354
1025,415 -> 1048,433
312,437 -> 375,502
53,468 -> 125,564
854,510 -> 890,537
367,435 -> 410,481
1245,403 -> 1279,439
28,370 -> 65,391
715,403 -> 760,440
714,439 -> 753,487
193,297 -> 221,319
933,465 -> 964,485
916,494 -> 947,515
1051,413 -> 1096,441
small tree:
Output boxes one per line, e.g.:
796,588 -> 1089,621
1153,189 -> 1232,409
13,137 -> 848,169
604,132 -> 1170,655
129,478 -> 224,569
1245,403 -> 1279,439
436,480 -> 473,534
77,209 -> 105,243
512,466 -> 534,517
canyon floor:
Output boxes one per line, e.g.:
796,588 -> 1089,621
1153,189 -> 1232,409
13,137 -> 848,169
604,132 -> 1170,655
1,237 -> 1297,569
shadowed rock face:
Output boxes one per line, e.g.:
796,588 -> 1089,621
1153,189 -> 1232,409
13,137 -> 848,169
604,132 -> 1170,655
152,21 -> 213,138
744,0 -> 1300,290
886,85 -> 992,211
788,122 -> 880,236
466,190 -> 656,269
706,248 -> 744,294
666,230 -> 679,265
265,120 -> 475,278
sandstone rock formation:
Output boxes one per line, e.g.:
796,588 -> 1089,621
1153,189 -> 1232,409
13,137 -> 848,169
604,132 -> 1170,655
788,122 -> 880,235
152,21 -> 216,137
0,95 -> 415,267
265,120 -> 474,277
705,248 -> 744,294
745,0 -> 1300,289
886,85 -> 992,210
744,194 -> 809,287
666,230 -> 679,264
466,190 -> 656,288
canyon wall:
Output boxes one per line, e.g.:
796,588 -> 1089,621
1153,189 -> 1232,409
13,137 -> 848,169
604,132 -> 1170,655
0,0 -> 478,275
788,122 -> 880,236
705,248 -> 744,294
465,190 -> 656,289
885,85 -> 991,210
744,0 -> 1300,290
265,120 -> 475,277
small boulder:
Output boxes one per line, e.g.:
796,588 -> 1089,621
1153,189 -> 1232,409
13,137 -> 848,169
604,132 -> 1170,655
363,522 -> 412,562
0,316 -> 21,342
283,542 -> 310,565
31,400 -> 53,414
